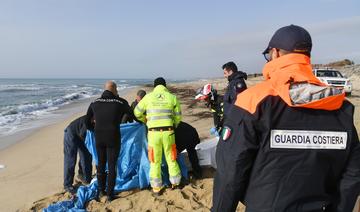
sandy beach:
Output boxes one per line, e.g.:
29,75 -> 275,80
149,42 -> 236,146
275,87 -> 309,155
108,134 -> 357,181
0,73 -> 359,211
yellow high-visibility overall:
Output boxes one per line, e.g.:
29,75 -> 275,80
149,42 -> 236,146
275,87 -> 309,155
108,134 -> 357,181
134,85 -> 182,191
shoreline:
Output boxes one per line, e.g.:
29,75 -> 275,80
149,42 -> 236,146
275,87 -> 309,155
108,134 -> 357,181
0,86 -> 138,151
0,85 -> 142,211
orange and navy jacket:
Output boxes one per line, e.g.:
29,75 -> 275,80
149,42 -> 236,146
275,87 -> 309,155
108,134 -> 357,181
212,54 -> 360,212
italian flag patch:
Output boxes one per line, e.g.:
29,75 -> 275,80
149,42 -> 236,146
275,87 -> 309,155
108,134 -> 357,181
221,126 -> 232,141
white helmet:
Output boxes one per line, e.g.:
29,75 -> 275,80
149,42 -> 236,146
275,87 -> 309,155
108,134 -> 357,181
195,84 -> 216,101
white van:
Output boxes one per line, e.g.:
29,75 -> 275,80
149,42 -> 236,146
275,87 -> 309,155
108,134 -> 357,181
313,68 -> 352,96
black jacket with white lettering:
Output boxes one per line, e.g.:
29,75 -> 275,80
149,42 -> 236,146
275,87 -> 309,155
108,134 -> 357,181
85,90 -> 134,134
212,54 -> 360,212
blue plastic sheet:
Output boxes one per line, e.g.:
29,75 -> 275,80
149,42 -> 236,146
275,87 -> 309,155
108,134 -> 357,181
44,122 -> 188,212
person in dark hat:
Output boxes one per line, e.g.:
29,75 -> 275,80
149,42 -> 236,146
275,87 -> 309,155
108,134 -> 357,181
212,25 -> 360,211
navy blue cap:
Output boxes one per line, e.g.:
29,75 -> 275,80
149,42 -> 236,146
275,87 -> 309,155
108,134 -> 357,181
154,77 -> 166,87
263,25 -> 312,55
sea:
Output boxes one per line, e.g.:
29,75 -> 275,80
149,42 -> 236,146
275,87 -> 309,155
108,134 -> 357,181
0,78 -> 161,139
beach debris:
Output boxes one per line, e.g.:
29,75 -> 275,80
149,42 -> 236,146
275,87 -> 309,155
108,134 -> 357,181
0,164 -> 5,169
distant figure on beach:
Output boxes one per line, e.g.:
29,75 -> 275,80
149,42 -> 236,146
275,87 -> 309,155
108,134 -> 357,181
134,77 -> 182,196
85,81 -> 134,202
212,25 -> 360,212
131,89 -> 146,110
63,115 -> 92,194
175,121 -> 202,179
195,84 -> 224,133
222,61 -> 247,115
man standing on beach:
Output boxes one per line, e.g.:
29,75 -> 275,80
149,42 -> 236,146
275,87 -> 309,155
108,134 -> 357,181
63,115 -> 92,194
85,81 -> 133,202
134,77 -> 182,196
222,61 -> 247,115
212,25 -> 360,211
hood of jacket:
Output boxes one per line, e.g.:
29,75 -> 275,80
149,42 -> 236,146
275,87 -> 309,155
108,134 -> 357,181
228,71 -> 247,82
262,53 -> 345,110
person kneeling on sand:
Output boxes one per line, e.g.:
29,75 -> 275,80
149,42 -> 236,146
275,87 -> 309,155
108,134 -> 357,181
85,81 -> 134,202
63,115 -> 93,194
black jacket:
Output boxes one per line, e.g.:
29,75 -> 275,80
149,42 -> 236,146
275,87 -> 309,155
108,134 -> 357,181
175,121 -> 200,152
66,115 -> 88,141
85,90 -> 134,134
212,54 -> 360,212
223,71 -> 247,114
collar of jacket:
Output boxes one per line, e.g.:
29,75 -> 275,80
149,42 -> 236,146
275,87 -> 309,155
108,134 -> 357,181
261,53 -> 345,110
153,85 -> 168,92
101,90 -> 117,98
228,70 -> 247,82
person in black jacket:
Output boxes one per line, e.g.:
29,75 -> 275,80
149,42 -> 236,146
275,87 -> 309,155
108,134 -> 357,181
195,84 -> 224,133
63,115 -> 92,194
222,61 -> 247,114
212,25 -> 360,212
175,121 -> 202,179
85,81 -> 134,202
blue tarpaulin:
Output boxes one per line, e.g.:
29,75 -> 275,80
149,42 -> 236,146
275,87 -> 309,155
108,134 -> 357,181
44,122 -> 188,212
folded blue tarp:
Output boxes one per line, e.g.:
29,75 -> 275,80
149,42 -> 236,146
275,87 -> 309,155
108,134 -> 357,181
44,122 -> 188,212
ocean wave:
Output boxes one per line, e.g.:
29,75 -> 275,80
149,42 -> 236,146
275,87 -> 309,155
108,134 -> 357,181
0,79 -> 138,137
0,91 -> 95,128
0,85 -> 42,92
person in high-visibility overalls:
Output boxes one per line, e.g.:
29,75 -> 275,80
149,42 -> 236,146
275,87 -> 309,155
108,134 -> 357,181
134,77 -> 182,195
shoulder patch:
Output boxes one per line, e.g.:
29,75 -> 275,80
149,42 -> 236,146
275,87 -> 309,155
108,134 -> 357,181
221,126 -> 232,141
236,82 -> 243,89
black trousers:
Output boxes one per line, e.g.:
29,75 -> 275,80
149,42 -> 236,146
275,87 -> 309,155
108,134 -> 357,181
177,145 -> 201,173
95,132 -> 120,196
187,148 -> 201,173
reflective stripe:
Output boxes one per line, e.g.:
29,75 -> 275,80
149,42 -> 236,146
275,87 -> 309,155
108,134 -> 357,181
174,111 -> 181,116
150,177 -> 162,188
169,175 -> 181,185
147,109 -> 173,114
147,115 -> 172,121
135,106 -> 145,113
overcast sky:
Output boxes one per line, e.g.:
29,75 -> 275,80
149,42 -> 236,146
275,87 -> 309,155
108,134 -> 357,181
0,0 -> 359,79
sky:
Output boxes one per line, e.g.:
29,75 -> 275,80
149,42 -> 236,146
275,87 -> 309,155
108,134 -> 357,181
0,0 -> 359,79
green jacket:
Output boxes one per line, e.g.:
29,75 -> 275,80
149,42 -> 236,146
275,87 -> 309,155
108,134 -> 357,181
134,85 -> 182,128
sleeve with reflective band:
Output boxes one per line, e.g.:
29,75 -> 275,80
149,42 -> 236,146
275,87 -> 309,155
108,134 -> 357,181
134,96 -> 147,123
173,96 -> 182,127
